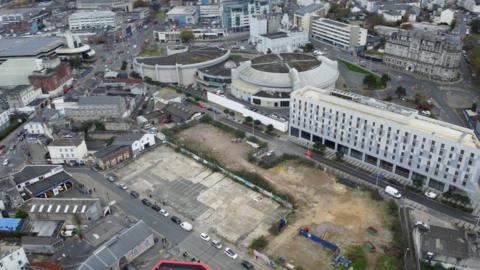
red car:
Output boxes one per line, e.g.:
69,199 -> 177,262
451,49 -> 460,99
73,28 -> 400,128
198,102 -> 206,109
0,145 -> 5,151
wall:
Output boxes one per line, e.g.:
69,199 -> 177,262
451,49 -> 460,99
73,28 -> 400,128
207,92 -> 288,132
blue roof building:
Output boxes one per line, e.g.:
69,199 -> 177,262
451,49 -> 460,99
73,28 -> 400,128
0,218 -> 22,232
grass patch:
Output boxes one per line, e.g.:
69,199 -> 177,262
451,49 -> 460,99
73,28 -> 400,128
256,153 -> 315,169
138,46 -> 166,57
376,255 -> 400,270
338,59 -> 372,74
346,245 -> 368,270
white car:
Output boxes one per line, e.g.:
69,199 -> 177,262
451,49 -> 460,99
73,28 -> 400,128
200,233 -> 211,242
180,221 -> 193,231
211,240 -> 222,249
159,209 -> 170,217
415,221 -> 430,230
2,159 -> 8,166
424,191 -> 438,199
117,183 -> 127,190
224,247 -> 238,259
313,50 -> 325,56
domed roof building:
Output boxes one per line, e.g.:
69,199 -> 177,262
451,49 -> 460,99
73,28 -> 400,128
230,53 -> 339,108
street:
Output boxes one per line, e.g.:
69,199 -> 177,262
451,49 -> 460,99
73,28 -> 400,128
67,167 -> 269,270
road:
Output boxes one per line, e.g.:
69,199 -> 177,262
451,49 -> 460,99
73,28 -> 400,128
67,167 -> 268,270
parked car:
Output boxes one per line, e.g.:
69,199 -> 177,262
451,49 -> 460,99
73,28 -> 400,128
424,191 -> 438,200
180,222 -> 193,231
241,260 -> 254,269
151,204 -> 161,211
0,144 -> 5,151
9,145 -> 15,151
130,191 -> 140,198
224,247 -> 238,259
142,198 -> 152,207
211,240 -> 222,249
415,221 -> 430,231
2,159 -> 8,166
385,186 -> 402,199
117,183 -> 127,190
159,209 -> 170,217
91,166 -> 99,172
200,233 -> 210,241
171,216 -> 182,224
106,175 -> 115,182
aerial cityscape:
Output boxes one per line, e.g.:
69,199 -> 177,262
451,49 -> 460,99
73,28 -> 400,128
0,0 -> 479,269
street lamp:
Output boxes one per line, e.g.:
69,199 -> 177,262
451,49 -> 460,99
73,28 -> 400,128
375,172 -> 384,188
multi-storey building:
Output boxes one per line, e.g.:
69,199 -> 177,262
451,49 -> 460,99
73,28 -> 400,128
310,18 -> 367,52
0,244 -> 28,270
294,3 -> 330,32
4,85 -> 41,109
383,29 -> 462,81
0,109 -> 9,132
290,86 -> 480,201
68,10 -> 117,31
64,96 -> 129,121
76,0 -> 134,11
47,138 -> 89,165
222,0 -> 270,32
166,6 -> 199,27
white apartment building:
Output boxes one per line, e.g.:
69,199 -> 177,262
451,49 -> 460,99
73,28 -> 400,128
0,245 -> 29,270
4,85 -> 42,109
290,86 -> 480,201
310,18 -> 367,52
113,133 -> 156,155
47,138 -> 89,165
68,10 -> 116,31
0,109 -> 9,132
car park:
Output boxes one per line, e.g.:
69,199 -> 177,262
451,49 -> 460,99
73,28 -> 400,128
180,222 -> 193,231
159,209 -> 170,217
151,204 -> 161,211
241,260 -> 254,269
224,247 -> 238,259
211,240 -> 222,249
142,199 -> 152,207
171,216 -> 182,224
130,191 -> 140,198
200,233 -> 210,241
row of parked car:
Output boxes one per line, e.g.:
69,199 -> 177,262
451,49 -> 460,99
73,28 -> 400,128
198,232 -> 254,269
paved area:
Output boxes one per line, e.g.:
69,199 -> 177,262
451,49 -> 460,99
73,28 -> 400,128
112,146 -> 286,247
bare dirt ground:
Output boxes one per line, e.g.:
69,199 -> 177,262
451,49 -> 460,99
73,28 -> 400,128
178,124 -> 395,270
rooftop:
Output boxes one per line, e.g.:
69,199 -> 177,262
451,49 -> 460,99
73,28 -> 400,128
12,165 -> 63,185
0,243 -> 23,258
78,220 -> 153,270
94,144 -> 131,159
0,37 -> 64,58
78,96 -> 125,106
2,84 -> 32,95
136,46 -> 228,66
49,137 -> 84,147
113,133 -> 147,146
251,53 -> 321,73
295,3 -> 327,16
24,171 -> 73,196
26,197 -> 100,216
167,6 -> 198,15
0,218 -> 21,232
421,226 -> 469,259
152,260 -> 212,270
21,236 -> 62,246
315,18 -> 350,28
293,87 -> 480,148
31,108 -> 59,123
69,10 -> 115,19
261,32 -> 289,39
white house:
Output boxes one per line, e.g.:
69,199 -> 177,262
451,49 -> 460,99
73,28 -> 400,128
112,133 -> 156,155
0,245 -> 29,270
0,109 -> 9,132
47,138 -> 89,165
434,9 -> 455,25
24,109 -> 59,139
12,165 -> 64,192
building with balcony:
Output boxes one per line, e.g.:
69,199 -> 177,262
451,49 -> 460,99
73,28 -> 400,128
310,18 -> 367,52
68,10 -> 117,31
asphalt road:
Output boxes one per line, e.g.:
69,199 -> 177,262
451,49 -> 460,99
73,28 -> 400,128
67,167 -> 267,270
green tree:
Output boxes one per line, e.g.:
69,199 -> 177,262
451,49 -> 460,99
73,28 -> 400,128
266,124 -> 274,133
472,102 -> 478,112
15,209 -> 28,218
130,71 -> 141,79
249,236 -> 268,251
363,74 -> 378,89
335,151 -> 344,161
180,28 -> 194,43
381,74 -> 390,82
223,109 -> 230,114
245,116 -> 253,123
470,19 -> 480,34
313,143 -> 326,156
395,86 -> 407,98
253,119 -> 261,126
69,56 -> 82,69
133,0 -> 149,8
303,43 -> 314,52
121,61 -> 127,70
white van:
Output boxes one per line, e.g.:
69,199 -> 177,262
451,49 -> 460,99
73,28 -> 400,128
385,185 -> 402,199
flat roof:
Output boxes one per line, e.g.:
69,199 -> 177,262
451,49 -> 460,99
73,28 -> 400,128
0,37 -> 64,58
293,87 -> 480,148
70,10 -> 115,19
136,46 -> 228,66
167,6 -> 198,15
421,226 -> 469,259
261,32 -> 288,39
251,53 -> 321,73
0,218 -> 21,231
317,18 -> 349,28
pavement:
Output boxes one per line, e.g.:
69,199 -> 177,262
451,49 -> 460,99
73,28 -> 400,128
67,167 -> 270,270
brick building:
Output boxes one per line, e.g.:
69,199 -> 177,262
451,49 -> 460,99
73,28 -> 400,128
28,62 -> 73,95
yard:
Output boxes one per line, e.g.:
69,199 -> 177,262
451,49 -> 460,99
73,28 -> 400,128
338,59 -> 387,90
175,123 -> 400,270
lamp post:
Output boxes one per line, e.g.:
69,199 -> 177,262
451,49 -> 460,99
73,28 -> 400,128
375,172 -> 384,188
